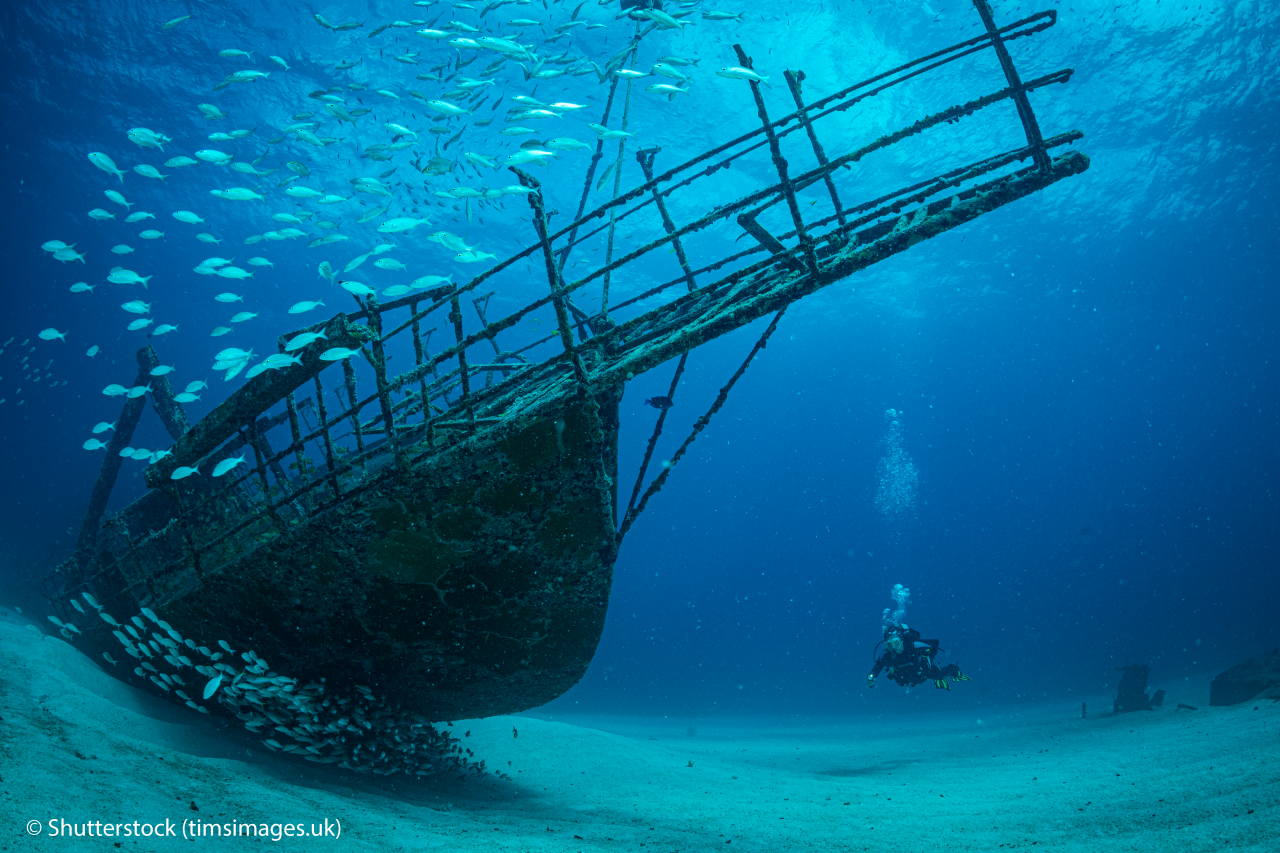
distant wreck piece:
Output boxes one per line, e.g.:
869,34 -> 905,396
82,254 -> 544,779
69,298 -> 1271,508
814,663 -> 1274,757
1113,664 -> 1165,713
1210,648 -> 1280,706
39,3 -> 1090,767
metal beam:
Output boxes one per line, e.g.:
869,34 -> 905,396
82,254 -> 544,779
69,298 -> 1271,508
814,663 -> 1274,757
73,348 -> 155,565
973,0 -> 1051,172
733,44 -> 820,276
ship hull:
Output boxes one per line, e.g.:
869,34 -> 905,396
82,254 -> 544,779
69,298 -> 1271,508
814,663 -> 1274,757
89,387 -> 621,720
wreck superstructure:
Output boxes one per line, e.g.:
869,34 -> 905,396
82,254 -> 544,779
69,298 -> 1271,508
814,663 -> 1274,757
42,4 -> 1088,749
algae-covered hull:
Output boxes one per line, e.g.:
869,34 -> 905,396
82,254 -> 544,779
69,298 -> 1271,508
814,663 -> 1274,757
86,389 -> 620,721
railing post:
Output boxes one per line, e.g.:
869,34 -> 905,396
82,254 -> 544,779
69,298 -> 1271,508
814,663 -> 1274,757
312,373 -> 341,500
135,346 -> 190,440
242,423 -> 284,530
278,333 -> 311,494
449,293 -> 476,431
248,416 -> 291,492
635,148 -> 698,292
972,0 -> 1051,172
283,390 -> 309,493
782,70 -> 847,230
732,44 -> 820,276
365,295 -> 409,473
342,358 -> 367,467
514,167 -> 590,388
409,301 -> 435,403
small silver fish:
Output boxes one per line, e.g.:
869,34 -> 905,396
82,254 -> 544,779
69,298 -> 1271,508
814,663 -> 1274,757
716,66 -> 771,87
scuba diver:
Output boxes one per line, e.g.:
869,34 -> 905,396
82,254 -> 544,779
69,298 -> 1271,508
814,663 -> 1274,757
867,622 -> 971,691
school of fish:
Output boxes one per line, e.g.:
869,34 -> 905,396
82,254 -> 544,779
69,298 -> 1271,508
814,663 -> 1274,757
42,592 -> 487,780
32,0 -> 759,480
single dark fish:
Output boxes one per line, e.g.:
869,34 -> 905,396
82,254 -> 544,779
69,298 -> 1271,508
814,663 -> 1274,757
644,396 -> 674,410
442,127 -> 465,151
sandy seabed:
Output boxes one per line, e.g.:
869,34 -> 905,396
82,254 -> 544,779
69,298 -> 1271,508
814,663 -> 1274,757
0,609 -> 1276,852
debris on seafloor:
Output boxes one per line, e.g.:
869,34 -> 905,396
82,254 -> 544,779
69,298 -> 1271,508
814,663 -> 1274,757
1210,647 -> 1280,706
1113,664 -> 1165,714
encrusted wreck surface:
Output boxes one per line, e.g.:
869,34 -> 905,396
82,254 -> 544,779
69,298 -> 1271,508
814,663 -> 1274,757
1210,648 -> 1280,707
102,389 -> 620,720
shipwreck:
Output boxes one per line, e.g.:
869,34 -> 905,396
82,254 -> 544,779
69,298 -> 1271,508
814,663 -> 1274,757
40,3 -> 1089,776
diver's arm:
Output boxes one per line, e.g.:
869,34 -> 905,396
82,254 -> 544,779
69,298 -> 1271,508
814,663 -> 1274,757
868,655 -> 888,687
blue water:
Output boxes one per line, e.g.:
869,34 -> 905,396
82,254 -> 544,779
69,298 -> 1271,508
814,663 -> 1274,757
1,0 -> 1276,728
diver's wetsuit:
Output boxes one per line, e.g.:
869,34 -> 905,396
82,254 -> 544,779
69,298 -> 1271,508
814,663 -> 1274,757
870,625 -> 963,688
